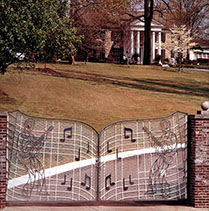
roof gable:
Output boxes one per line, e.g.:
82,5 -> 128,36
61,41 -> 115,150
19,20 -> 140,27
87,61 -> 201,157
130,18 -> 163,28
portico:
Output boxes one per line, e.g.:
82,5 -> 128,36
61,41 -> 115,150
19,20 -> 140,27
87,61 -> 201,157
123,19 -> 164,64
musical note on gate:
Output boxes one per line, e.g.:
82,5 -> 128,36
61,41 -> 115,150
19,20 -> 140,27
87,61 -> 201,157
116,148 -> 121,160
124,127 -> 136,143
129,175 -> 134,185
75,148 -> 80,161
67,178 -> 73,191
105,174 -> 115,190
123,175 -> 134,191
87,142 -> 90,153
61,175 -> 66,185
107,141 -> 112,153
60,127 -> 73,142
81,173 -> 91,190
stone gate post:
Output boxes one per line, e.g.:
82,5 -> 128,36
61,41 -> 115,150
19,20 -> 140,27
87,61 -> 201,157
188,101 -> 209,208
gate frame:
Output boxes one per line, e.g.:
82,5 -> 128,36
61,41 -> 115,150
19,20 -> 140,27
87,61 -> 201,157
0,106 -> 209,208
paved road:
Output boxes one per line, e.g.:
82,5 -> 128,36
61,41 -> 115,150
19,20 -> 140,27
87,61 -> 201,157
183,68 -> 209,72
2,205 -> 208,211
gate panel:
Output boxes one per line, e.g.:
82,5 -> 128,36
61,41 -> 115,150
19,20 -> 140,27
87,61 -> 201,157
99,111 -> 188,201
6,111 -> 98,202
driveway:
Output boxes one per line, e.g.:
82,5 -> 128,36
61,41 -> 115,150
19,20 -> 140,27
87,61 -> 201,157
2,205 -> 208,211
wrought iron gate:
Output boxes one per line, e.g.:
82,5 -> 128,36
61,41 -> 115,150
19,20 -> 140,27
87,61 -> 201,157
7,111 -> 99,201
6,110 -> 188,203
99,111 -> 188,201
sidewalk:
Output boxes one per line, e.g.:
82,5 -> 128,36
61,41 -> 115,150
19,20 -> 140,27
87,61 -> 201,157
2,206 -> 208,211
183,67 -> 209,72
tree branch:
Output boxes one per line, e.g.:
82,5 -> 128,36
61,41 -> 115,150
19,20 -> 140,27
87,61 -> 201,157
153,9 -> 164,17
160,0 -> 174,15
125,13 -> 144,22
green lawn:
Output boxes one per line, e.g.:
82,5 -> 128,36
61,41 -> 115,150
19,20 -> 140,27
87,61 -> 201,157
0,62 -> 208,131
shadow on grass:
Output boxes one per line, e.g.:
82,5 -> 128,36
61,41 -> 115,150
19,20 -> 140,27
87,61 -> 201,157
28,67 -> 209,98
74,74 -> 209,98
131,78 -> 209,97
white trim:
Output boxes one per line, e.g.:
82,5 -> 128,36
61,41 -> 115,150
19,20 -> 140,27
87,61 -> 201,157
8,143 -> 185,189
8,158 -> 96,189
130,19 -> 163,27
130,27 -> 162,32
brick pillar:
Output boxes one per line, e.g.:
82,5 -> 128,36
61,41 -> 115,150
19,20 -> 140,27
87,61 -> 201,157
0,113 -> 7,209
188,106 -> 209,208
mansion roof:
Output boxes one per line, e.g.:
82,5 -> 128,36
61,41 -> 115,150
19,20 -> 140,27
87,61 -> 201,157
193,39 -> 209,49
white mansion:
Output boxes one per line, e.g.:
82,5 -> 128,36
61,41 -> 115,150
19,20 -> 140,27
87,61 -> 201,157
122,18 -> 167,64
111,18 -> 209,64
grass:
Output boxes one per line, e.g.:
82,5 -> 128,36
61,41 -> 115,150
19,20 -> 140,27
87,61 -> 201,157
0,62 -> 208,131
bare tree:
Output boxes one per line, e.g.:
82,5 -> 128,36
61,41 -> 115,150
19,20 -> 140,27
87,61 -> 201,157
70,0 -> 132,61
128,0 -> 209,64
155,0 -> 209,39
71,0 -> 208,65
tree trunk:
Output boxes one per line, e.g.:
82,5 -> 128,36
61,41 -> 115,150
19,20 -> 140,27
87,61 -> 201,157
0,63 -> 7,75
86,53 -> 89,63
143,0 -> 154,65
178,53 -> 182,72
144,20 -> 152,65
71,55 -> 75,65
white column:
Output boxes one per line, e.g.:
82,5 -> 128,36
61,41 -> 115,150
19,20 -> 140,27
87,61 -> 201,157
130,31 -> 134,56
152,32 -> 155,60
123,32 -> 127,56
136,31 -> 140,54
141,46 -> 144,64
158,32 -> 162,55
